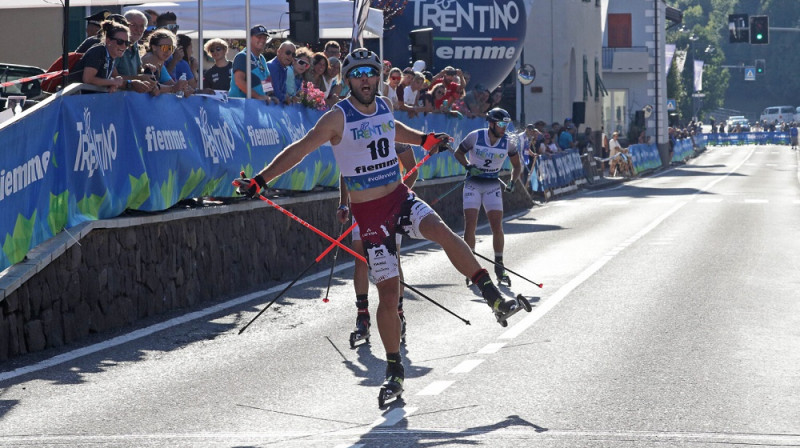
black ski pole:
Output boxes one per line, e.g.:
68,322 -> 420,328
321,221 -> 347,303
429,179 -> 466,205
399,280 -> 471,325
238,259 -> 317,334
472,251 -> 543,288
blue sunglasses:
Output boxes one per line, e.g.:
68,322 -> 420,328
495,120 -> 510,128
347,66 -> 379,79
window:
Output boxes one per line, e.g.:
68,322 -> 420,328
608,14 -> 632,48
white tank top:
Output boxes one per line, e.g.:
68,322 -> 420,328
461,129 -> 517,179
332,97 -> 399,191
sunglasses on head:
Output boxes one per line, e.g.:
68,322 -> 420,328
347,66 -> 379,79
158,44 -> 175,53
109,37 -> 132,47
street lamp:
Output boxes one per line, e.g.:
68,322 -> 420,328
688,34 -> 699,120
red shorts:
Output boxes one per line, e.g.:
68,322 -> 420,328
350,183 -> 437,283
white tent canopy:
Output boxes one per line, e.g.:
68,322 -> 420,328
1,0 -> 151,7
130,0 -> 384,40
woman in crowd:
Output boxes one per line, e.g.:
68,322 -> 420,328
323,56 -> 342,107
381,67 -> 402,108
287,47 -> 313,100
142,29 -> 192,96
304,52 -> 328,91
202,38 -> 231,91
68,20 -> 129,91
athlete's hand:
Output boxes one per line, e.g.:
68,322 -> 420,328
336,205 -> 350,224
232,171 -> 266,198
420,132 -> 452,154
464,164 -> 483,178
504,181 -> 515,193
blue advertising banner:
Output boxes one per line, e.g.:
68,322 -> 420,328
705,132 -> 789,146
0,93 -> 487,272
629,143 -> 660,173
529,149 -> 582,192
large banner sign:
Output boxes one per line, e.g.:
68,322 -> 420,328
705,132 -> 789,147
379,0 -> 532,90
0,93 -> 486,272
529,149 -> 582,192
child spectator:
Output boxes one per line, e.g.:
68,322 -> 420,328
202,38 -> 232,91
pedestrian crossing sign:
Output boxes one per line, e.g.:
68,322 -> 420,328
744,67 -> 755,81
667,99 -> 677,111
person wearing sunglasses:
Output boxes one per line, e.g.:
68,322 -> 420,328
266,40 -> 297,104
286,47 -> 313,101
67,20 -> 129,92
234,49 -> 518,402
381,67 -> 402,109
202,38 -> 232,91
454,107 -> 522,288
142,29 -> 191,96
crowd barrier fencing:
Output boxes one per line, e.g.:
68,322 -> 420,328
0,92 -> 488,272
704,132 -> 789,146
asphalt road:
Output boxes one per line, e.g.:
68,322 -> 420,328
1,144 -> 799,447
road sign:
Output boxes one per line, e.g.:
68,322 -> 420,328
667,99 -> 677,111
744,67 -> 756,81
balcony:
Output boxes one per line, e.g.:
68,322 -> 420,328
602,47 -> 649,72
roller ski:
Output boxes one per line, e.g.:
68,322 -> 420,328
473,268 -> 531,327
488,293 -> 532,327
378,357 -> 404,407
348,312 -> 370,348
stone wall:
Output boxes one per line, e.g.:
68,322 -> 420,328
0,179 -> 533,361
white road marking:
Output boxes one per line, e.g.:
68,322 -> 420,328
371,407 -> 416,427
477,342 -> 507,354
600,199 -> 631,206
697,197 -> 723,203
415,380 -> 454,396
744,199 -> 768,203
496,148 -> 756,342
334,444 -> 364,448
448,359 -> 485,374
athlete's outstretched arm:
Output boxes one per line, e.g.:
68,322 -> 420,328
394,120 -> 428,146
255,109 -> 343,184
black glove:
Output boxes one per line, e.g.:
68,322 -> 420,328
464,164 -> 483,178
232,171 -> 266,198
420,132 -> 452,153
504,181 -> 515,193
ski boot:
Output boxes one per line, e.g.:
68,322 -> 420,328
497,271 -> 511,287
378,359 -> 404,407
495,261 -> 511,287
349,312 -> 370,348
476,270 -> 532,327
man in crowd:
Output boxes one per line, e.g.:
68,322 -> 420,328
229,25 -> 277,103
267,41 -> 297,104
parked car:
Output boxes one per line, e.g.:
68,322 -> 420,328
1,63 -> 45,111
726,116 -> 751,132
759,106 -> 794,124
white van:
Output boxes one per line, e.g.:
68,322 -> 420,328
759,106 -> 794,124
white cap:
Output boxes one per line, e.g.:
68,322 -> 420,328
412,60 -> 426,72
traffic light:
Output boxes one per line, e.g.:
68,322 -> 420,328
409,28 -> 434,71
728,14 -> 749,43
750,15 -> 769,44
755,59 -> 766,74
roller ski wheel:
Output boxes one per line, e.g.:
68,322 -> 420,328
497,273 -> 511,287
378,366 -> 404,408
492,294 -> 532,327
349,315 -> 370,349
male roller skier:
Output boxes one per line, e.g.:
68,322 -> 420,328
455,108 -> 522,287
234,48 -> 517,402
337,142 -> 417,346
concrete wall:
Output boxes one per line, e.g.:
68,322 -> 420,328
0,179 -> 534,361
